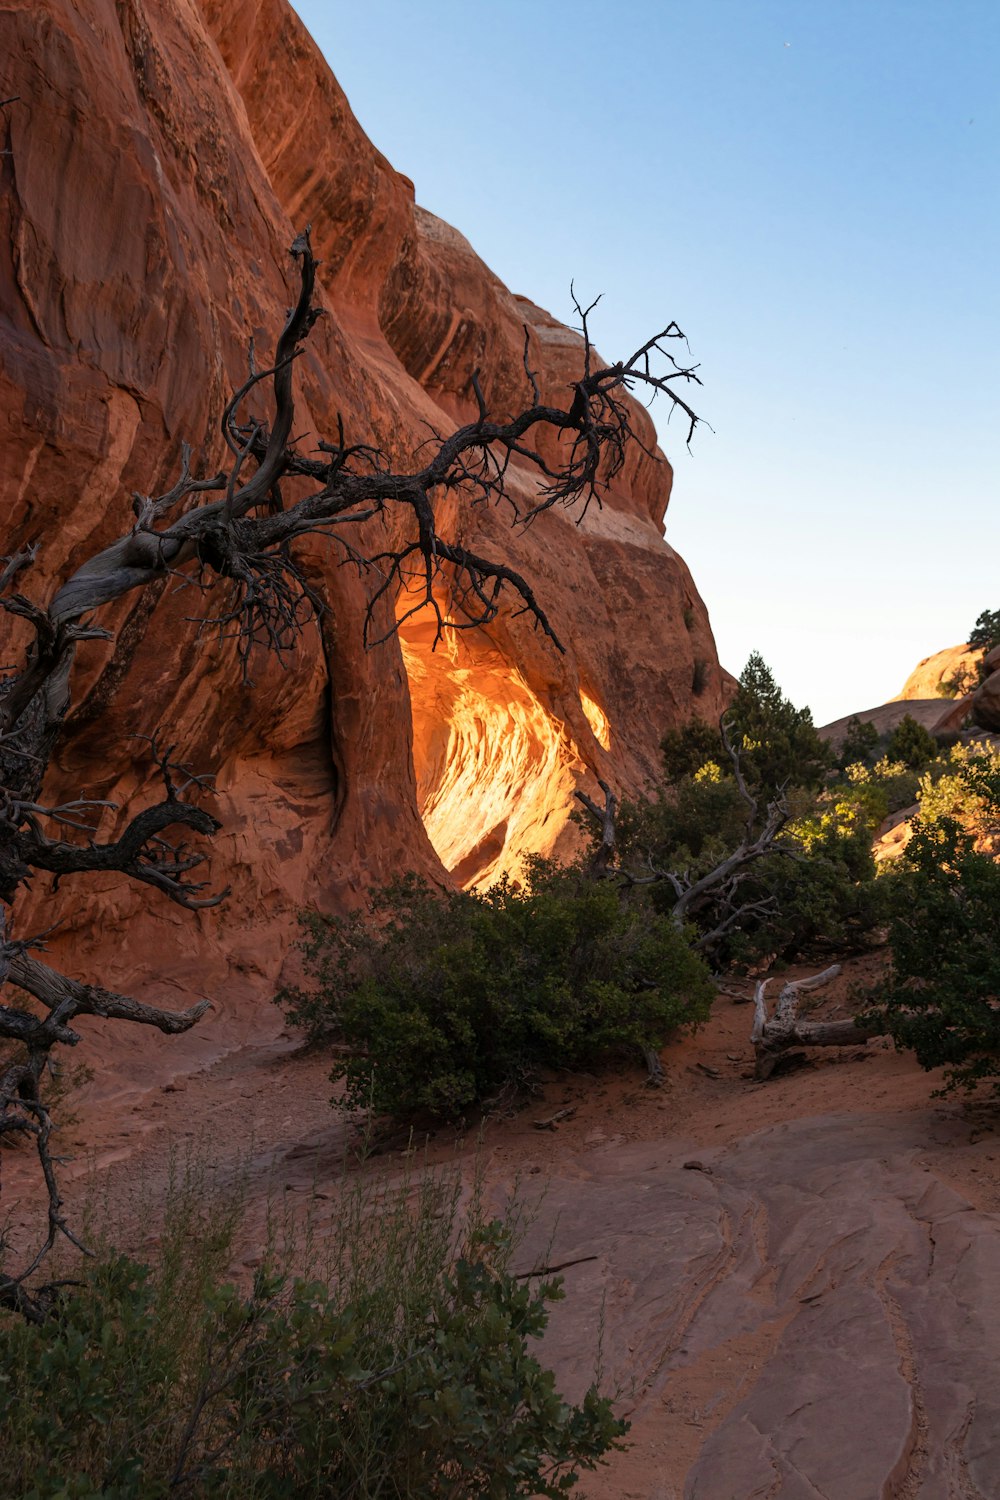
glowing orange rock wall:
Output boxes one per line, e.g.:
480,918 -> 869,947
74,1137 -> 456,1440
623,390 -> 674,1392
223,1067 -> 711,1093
894,644 -> 981,701
399,615 -> 585,886
0,0 -> 726,1018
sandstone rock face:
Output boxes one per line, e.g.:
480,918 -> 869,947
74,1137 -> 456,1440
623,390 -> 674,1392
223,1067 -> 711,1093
972,670 -> 1000,732
0,0 -> 723,1012
894,643 -> 981,701
971,647 -> 1000,733
818,699 -> 949,749
521,1112 -> 1000,1499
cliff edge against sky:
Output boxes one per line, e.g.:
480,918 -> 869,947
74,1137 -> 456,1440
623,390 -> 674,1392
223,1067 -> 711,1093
0,0 -> 724,1016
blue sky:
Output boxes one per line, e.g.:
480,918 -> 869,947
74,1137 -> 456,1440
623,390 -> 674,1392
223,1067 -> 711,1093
291,0 -> 998,725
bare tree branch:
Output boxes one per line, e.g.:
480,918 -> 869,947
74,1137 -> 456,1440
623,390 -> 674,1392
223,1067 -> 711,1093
1,226 -> 704,1308
1,739 -> 226,907
750,965 -> 878,1079
23,232 -> 702,674
573,721 -> 790,958
6,951 -> 210,1034
574,780 -> 617,876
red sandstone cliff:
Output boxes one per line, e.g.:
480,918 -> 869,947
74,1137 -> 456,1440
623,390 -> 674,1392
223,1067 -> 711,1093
0,0 -> 725,1023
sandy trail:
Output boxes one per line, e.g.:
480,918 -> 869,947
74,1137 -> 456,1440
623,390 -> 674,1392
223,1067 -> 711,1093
5,955 -> 1000,1498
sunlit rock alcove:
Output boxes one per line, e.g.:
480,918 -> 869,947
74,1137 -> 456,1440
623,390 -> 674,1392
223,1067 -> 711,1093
399,610 -> 598,887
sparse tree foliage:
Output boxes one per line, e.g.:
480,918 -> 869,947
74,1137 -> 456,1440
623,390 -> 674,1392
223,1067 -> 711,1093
660,653 -> 830,795
660,717 -> 722,782
727,652 -> 831,795
576,720 -> 798,965
917,744 -> 1000,852
580,659 -> 887,969
1,229 -> 705,1309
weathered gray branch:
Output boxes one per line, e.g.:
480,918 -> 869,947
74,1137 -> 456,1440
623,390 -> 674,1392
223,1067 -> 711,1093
11,793 -> 224,906
572,719 -> 790,958
574,779 -> 617,875
1,226 -> 704,1309
6,952 -> 210,1035
670,719 -> 790,926
24,230 -> 702,665
751,965 -> 877,1079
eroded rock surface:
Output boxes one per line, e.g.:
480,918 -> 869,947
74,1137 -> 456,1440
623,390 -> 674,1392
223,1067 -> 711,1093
818,699 -> 950,749
519,1112 -> 1000,1499
6,941 -> 997,1500
971,648 -> 1000,733
0,0 -> 724,1011
895,644 -> 981,702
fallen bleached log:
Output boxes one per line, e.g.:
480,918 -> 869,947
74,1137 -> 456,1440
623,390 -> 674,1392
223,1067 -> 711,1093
750,964 -> 877,1080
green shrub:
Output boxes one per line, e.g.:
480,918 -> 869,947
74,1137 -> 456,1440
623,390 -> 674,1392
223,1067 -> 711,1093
917,742 -> 1000,847
278,861 -> 713,1122
660,717 -> 723,783
661,655 -> 830,798
790,781 -> 887,851
755,808 -> 887,959
611,768 -> 885,969
727,652 -> 831,795
844,755 -> 921,817
616,769 -> 748,883
969,607 -> 1000,680
936,608 -> 1000,695
837,715 -> 880,771
869,812 -> 1000,1094
595,657 -> 893,969
0,1163 -> 626,1497
885,714 -> 938,771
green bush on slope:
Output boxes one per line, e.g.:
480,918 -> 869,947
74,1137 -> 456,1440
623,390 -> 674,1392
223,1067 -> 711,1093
885,713 -> 938,771
0,1166 -> 625,1498
278,859 -> 714,1122
869,758 -> 1000,1093
969,607 -> 1000,678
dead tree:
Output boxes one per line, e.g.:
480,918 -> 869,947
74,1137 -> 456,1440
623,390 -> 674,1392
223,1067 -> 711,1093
1,229 -> 704,1314
660,720 -> 790,953
573,735 -> 888,1083
574,748 -> 886,1084
573,726 -> 795,1085
750,964 -> 878,1079
574,718 -> 791,958
575,779 -> 618,876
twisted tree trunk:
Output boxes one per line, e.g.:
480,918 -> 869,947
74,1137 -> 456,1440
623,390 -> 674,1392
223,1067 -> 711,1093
750,965 -> 878,1079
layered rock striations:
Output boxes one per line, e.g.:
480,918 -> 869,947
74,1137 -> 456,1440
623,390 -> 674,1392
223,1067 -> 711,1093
0,0 -> 724,1017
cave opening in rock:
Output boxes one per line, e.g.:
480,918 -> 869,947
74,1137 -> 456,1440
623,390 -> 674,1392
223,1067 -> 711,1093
397,605 -> 593,889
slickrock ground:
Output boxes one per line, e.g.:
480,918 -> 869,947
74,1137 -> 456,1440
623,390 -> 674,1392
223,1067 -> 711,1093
824,642 -> 1000,748
8,953 -> 1000,1500
818,699 -> 957,749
